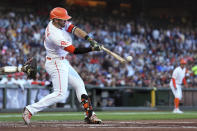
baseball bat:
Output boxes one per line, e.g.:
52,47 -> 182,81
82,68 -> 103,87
101,46 -> 126,63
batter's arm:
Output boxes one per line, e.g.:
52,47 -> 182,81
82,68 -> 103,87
72,26 -> 101,51
73,27 -> 88,39
64,45 -> 98,54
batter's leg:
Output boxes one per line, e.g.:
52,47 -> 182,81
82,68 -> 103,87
68,64 -> 87,102
23,60 -> 69,125
26,60 -> 69,114
68,64 -> 102,124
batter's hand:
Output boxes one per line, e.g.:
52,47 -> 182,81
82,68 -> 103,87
92,45 -> 102,51
87,38 -> 101,51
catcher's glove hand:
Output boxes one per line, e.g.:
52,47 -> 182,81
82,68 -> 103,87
21,57 -> 37,79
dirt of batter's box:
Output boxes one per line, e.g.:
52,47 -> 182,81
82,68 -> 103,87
1,120 -> 197,131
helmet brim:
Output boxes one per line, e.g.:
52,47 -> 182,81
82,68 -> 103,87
59,15 -> 72,20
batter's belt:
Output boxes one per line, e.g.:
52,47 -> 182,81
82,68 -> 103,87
46,56 -> 67,60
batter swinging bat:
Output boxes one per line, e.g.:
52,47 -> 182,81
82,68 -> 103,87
101,46 -> 128,63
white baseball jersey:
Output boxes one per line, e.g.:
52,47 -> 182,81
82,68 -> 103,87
170,66 -> 186,100
171,66 -> 186,85
44,21 -> 73,58
26,20 -> 88,115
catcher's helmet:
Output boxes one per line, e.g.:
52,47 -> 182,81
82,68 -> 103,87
50,7 -> 71,20
180,59 -> 186,64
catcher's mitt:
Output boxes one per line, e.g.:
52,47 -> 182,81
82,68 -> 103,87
22,57 -> 37,79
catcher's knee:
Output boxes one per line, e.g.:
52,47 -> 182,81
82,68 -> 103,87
81,94 -> 93,118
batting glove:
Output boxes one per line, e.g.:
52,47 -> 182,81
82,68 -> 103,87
87,38 -> 101,51
92,45 -> 102,51
88,38 -> 98,46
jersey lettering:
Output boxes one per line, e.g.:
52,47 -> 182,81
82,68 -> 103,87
61,41 -> 69,46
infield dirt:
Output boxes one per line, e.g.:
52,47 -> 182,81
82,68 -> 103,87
1,119 -> 197,131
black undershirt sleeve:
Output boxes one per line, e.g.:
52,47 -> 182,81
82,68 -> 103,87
73,47 -> 93,54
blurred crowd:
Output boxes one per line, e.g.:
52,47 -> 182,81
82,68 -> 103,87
0,6 -> 197,90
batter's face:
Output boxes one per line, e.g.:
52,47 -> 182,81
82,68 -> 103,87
57,19 -> 66,28
53,19 -> 66,29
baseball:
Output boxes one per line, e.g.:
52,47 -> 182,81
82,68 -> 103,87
126,56 -> 133,62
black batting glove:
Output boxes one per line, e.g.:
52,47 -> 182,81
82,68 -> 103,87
85,35 -> 101,51
87,37 -> 99,47
92,45 -> 102,51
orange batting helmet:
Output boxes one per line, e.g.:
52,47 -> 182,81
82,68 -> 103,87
180,59 -> 186,64
50,7 -> 71,20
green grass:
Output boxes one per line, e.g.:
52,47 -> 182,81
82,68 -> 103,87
0,111 -> 197,122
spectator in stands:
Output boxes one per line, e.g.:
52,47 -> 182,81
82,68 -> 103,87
0,7 -> 197,89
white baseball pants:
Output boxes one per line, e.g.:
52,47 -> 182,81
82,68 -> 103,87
170,81 -> 182,100
26,58 -> 87,115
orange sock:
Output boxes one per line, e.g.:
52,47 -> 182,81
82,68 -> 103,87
174,98 -> 179,109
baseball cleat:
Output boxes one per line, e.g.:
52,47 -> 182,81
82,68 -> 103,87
85,114 -> 102,124
22,108 -> 32,125
84,116 -> 89,123
173,108 -> 183,114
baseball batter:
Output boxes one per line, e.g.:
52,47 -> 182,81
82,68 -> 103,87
22,7 -> 102,125
170,59 -> 188,113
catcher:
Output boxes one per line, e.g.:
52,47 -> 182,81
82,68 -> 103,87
0,57 -> 37,79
